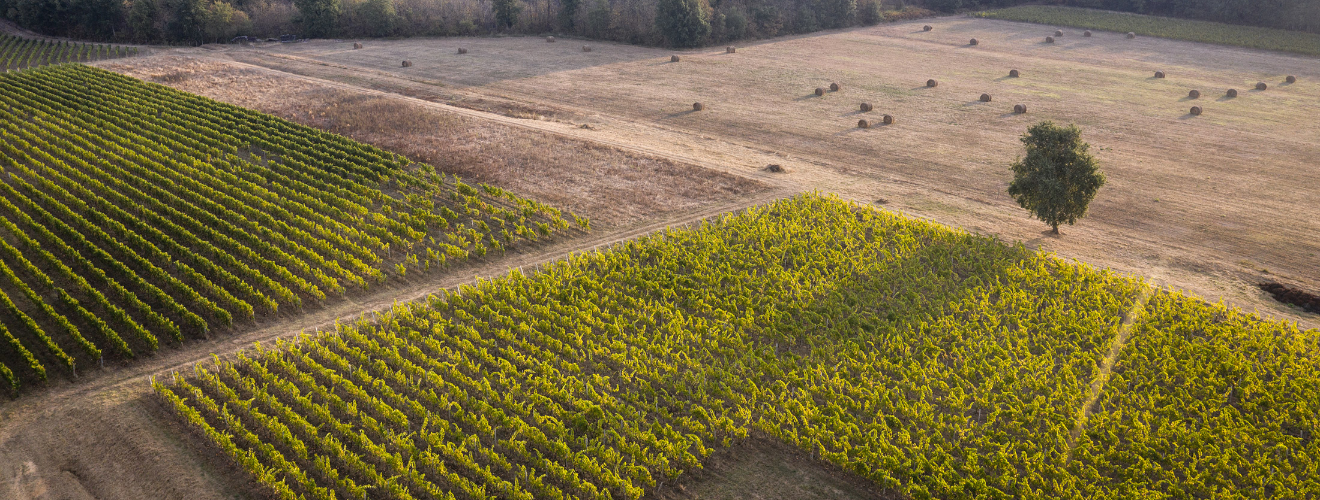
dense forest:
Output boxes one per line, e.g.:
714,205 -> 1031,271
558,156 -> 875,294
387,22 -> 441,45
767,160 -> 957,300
1,0 -> 1316,48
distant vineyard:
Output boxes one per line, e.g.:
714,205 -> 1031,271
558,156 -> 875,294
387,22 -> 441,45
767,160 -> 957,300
0,34 -> 138,71
0,65 -> 579,393
975,6 -> 1320,56
160,194 -> 1310,500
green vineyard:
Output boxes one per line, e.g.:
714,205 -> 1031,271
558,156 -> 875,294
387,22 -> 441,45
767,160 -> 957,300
0,34 -> 139,71
975,6 -> 1320,56
156,194 -> 1316,499
0,65 -> 578,392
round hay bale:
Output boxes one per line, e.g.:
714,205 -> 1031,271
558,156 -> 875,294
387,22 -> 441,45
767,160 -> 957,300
980,93 -> 992,102
926,79 -> 938,88
1126,32 -> 1136,39
765,164 -> 786,173
1009,69 -> 1020,78
858,119 -> 870,129
1154,71 -> 1165,78
546,36 -> 555,42
1055,29 -> 1064,36
969,38 -> 979,46
692,102 -> 704,111
882,114 -> 894,125
860,102 -> 873,112
353,42 -> 363,49
1286,75 -> 1297,83
815,87 -> 825,96
1045,36 -> 1055,43
1083,30 -> 1092,37
582,45 -> 592,52
830,82 -> 841,92
923,25 -> 933,31
457,47 -> 468,54
1013,104 -> 1027,114
1188,89 -> 1200,99
671,55 -> 680,62
727,46 -> 736,53
1190,105 -> 1202,116
1226,89 -> 1238,97
402,60 -> 412,67
1256,82 -> 1268,90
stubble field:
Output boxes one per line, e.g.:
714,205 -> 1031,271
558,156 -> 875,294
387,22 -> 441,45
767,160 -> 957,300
246,16 -> 1320,327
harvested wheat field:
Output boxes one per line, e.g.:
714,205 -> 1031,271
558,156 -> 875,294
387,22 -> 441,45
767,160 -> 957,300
240,17 -> 1320,327
99,55 -> 767,229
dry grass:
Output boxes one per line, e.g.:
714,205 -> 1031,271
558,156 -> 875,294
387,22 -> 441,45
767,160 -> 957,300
132,16 -> 1320,324
100,56 -> 764,228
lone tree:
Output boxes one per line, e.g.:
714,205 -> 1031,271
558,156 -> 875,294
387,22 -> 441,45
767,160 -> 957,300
1007,121 -> 1105,235
656,0 -> 709,48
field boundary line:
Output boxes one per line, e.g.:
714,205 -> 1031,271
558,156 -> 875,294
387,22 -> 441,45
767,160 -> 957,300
189,54 -> 796,191
0,187 -> 793,425
1066,286 -> 1154,459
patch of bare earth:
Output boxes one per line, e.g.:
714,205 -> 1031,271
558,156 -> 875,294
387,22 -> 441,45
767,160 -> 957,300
649,433 -> 898,500
99,55 -> 767,228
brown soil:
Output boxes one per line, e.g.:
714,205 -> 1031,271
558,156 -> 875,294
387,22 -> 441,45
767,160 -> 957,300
223,18 -> 1320,328
99,55 -> 766,228
1258,282 -> 1320,314
648,433 -> 899,500
0,189 -> 789,500
10,13 -> 1313,500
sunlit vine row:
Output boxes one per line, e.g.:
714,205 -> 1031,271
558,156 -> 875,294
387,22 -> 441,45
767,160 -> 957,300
157,194 -> 1204,499
1070,291 -> 1320,499
0,65 -> 581,392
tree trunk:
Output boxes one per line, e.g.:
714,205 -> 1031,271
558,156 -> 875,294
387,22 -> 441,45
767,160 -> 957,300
1051,224 -> 1059,235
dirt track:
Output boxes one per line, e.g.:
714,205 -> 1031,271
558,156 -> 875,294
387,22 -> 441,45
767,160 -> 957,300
242,16 -> 1320,329
4,13 -> 1319,500
0,187 -> 792,500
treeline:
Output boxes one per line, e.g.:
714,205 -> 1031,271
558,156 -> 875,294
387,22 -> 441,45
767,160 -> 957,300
929,0 -> 1320,34
0,0 -> 1314,47
0,0 -> 915,46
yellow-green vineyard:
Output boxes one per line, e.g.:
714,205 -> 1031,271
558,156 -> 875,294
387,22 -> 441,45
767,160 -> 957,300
156,194 -> 1320,499
0,65 -> 579,391
0,34 -> 138,71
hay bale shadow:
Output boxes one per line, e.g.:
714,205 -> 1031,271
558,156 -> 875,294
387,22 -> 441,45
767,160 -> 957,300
1177,112 -> 1198,120
998,112 -> 1024,118
964,100 -> 989,106
1178,96 -> 1195,102
663,109 -> 699,119
1215,95 -> 1236,102
834,127 -> 868,136
910,86 -> 932,91
794,93 -> 823,101
841,110 -> 867,116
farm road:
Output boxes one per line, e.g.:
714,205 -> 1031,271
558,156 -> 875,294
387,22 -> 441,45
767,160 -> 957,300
0,185 -> 794,500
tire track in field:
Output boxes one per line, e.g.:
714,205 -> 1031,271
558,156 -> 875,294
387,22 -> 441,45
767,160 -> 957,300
1066,286 -> 1154,460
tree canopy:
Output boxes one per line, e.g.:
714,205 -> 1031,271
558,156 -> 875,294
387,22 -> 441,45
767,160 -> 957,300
1007,121 -> 1106,235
